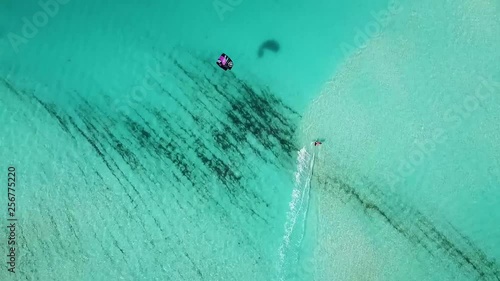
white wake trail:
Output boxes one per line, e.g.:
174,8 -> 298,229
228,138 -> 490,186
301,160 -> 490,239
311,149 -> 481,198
277,146 -> 315,280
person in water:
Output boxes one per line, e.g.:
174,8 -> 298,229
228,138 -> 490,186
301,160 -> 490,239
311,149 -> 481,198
314,141 -> 322,146
217,53 -> 233,71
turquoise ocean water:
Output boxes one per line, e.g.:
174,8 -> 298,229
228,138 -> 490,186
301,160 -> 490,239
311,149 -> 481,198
0,0 -> 499,280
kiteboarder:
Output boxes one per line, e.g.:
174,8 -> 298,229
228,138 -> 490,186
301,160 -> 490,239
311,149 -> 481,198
314,141 -> 322,146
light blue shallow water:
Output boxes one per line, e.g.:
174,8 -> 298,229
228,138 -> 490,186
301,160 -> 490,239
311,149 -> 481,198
1,0 -> 499,280
299,0 -> 500,279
